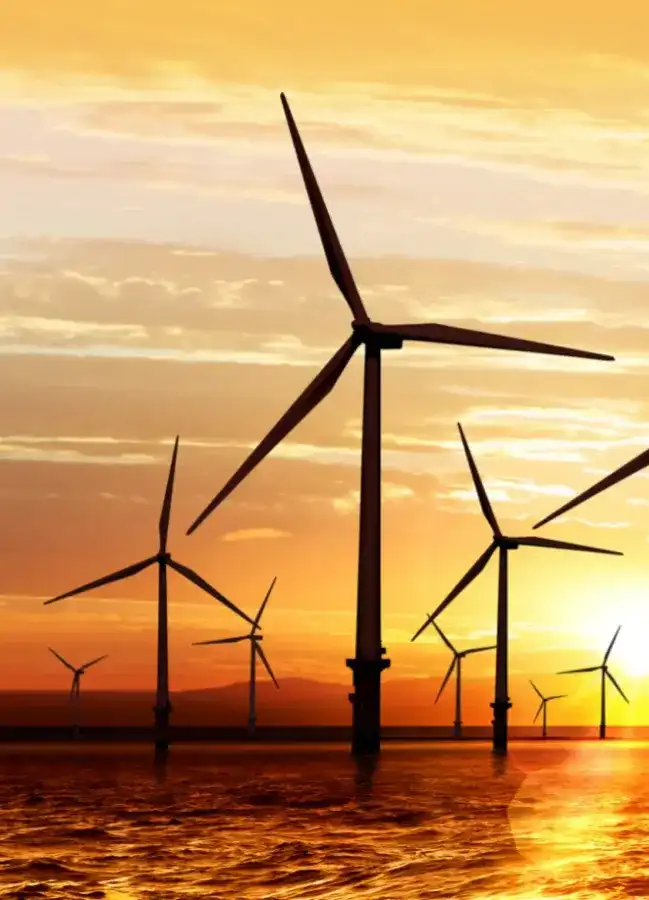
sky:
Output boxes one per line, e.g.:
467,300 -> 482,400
2,0 -> 649,726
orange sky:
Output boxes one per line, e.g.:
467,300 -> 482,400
1,1 -> 649,727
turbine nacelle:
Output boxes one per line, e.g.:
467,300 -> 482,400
351,321 -> 404,350
497,537 -> 520,551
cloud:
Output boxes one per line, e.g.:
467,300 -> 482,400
332,481 -> 415,514
220,527 -> 291,542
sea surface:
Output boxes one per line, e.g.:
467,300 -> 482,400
0,740 -> 647,899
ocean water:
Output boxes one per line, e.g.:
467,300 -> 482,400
0,740 -> 647,899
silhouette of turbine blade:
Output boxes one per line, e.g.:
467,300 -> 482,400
374,321 -> 614,361
604,625 -> 622,663
192,636 -> 249,645
546,694 -> 568,701
280,93 -> 369,324
159,436 -> 179,551
254,576 -> 277,628
431,619 -> 457,654
605,669 -> 629,703
48,647 -> 76,672
533,446 -> 649,530
529,679 -> 544,700
514,536 -> 622,556
412,543 -> 497,641
167,559 -> 256,627
255,642 -> 279,688
80,654 -> 107,670
457,423 -> 500,535
44,556 -> 158,606
558,666 -> 601,674
464,644 -> 497,656
533,700 -> 544,724
186,334 -> 361,535
435,657 -> 457,703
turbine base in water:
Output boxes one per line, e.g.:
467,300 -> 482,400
346,656 -> 391,755
491,697 -> 513,754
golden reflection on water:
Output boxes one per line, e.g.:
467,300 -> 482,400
0,741 -> 648,899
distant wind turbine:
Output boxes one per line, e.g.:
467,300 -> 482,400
193,577 -> 279,736
48,647 -> 107,736
430,619 -> 496,739
529,679 -> 567,739
186,91 -> 614,758
44,437 -> 256,751
534,446 -> 649,530
557,626 -> 629,739
412,423 -> 623,755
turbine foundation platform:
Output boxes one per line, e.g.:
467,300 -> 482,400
346,656 -> 391,755
491,697 -> 512,754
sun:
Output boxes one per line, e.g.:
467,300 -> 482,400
577,588 -> 649,678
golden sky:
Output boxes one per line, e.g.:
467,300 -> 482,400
1,0 -> 649,726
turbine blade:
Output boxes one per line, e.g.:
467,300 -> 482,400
457,423 -> 500,535
48,647 -> 76,672
435,658 -> 457,703
514,536 -> 622,557
280,93 -> 369,324
533,700 -> 544,724
159,436 -> 180,551
375,321 -> 614,361
44,556 -> 158,606
463,644 -> 497,656
431,619 -> 456,654
533,447 -> 649,529
557,666 -> 601,674
546,694 -> 568,701
529,679 -> 544,699
254,576 -> 277,628
186,335 -> 360,535
192,636 -> 249,646
606,669 -> 630,703
80,654 -> 108,670
604,625 -> 622,663
255,642 -> 279,688
167,559 -> 256,628
412,543 -> 497,641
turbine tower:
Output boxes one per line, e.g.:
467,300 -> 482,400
185,93 -> 613,757
431,619 -> 496,739
412,423 -> 622,754
44,437 -> 256,752
48,647 -> 107,736
194,577 -> 279,735
535,445 -> 649,530
529,679 -> 567,739
557,626 -> 629,739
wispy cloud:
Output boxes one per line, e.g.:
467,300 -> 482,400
220,527 -> 291,543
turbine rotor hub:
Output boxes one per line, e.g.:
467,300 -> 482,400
499,537 -> 519,551
351,321 -> 403,351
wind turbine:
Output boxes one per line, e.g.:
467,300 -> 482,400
431,619 -> 496,739
193,577 -> 279,736
412,423 -> 622,754
185,92 -> 614,757
44,437 -> 256,751
535,445 -> 649,530
529,680 -> 567,739
48,647 -> 107,736
557,626 -> 629,739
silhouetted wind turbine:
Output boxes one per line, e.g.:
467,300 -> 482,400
48,647 -> 107,736
535,446 -> 649,530
412,423 -> 623,755
529,679 -> 567,739
557,626 -> 629,739
431,619 -> 496,739
185,92 -> 613,757
44,437 -> 256,751
193,577 -> 278,736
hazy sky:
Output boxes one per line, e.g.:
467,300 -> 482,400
2,0 -> 649,725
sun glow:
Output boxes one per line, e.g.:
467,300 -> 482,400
577,586 -> 649,679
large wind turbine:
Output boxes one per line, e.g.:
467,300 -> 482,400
557,626 -> 629,739
412,423 -> 622,754
431,619 -> 496,739
44,437 -> 256,751
529,679 -> 567,739
186,93 -> 613,756
535,446 -> 649,530
193,577 -> 279,735
48,647 -> 107,736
